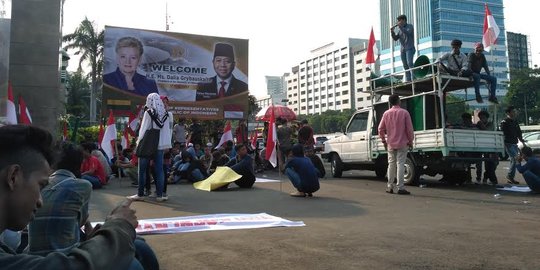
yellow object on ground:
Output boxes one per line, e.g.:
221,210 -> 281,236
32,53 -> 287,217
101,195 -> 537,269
193,166 -> 241,191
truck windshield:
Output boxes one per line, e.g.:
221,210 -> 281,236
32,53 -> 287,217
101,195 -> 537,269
348,112 -> 368,133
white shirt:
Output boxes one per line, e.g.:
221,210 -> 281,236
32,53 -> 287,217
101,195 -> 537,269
137,111 -> 173,150
215,77 -> 232,95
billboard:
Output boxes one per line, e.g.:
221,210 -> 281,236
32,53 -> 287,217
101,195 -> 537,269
103,26 -> 249,120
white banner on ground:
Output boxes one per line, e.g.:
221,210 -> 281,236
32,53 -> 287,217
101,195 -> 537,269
255,178 -> 281,183
496,186 -> 532,193
93,213 -> 304,235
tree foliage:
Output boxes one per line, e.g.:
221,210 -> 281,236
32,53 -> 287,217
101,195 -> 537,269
505,67 -> 540,124
63,17 -> 104,122
298,109 -> 355,134
65,69 -> 90,119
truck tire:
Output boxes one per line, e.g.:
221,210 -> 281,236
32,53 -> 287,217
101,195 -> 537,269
403,157 -> 420,186
331,154 -> 343,178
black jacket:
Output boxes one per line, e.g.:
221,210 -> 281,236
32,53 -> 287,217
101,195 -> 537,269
500,117 -> 524,144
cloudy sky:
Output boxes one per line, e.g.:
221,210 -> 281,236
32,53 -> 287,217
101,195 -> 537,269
62,0 -> 535,97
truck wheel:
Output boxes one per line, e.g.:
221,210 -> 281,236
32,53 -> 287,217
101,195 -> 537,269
331,154 -> 343,178
403,157 -> 420,186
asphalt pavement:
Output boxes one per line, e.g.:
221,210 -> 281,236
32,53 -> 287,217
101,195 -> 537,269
89,160 -> 540,270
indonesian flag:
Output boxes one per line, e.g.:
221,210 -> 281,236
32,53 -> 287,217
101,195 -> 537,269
121,128 -> 130,150
215,121 -> 233,149
265,107 -> 277,167
6,82 -> 17,125
482,3 -> 500,52
250,129 -> 258,150
100,110 -> 117,160
127,112 -> 139,136
18,96 -> 32,124
98,122 -> 104,147
62,121 -> 69,141
365,27 -> 378,65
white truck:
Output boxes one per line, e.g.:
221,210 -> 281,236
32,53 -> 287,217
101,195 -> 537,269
323,64 -> 505,185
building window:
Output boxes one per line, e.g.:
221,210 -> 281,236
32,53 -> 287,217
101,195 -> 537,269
315,104 -> 319,108
321,70 -> 325,74
328,67 -> 333,72
367,96 -> 371,100
356,69 -> 362,74
288,80 -> 292,83
315,96 -> 319,100
288,94 -> 292,97
328,93 -> 333,97
301,91 -> 306,95
308,105 -> 313,109
329,102 -> 333,106
301,83 -> 305,87
321,86 -> 326,90
343,99 -> 349,104
322,103 -> 326,107
314,80 -> 319,84
308,90 -> 312,93
335,66 -> 340,71
357,78 -> 363,83
314,88 -> 319,92
341,54 -> 347,59
336,101 -> 341,105
307,74 -> 312,78
342,72 -> 348,77
314,72 -> 318,76
301,68 -> 305,72
335,83 -> 340,87
356,59 -> 362,64
301,98 -> 306,102
293,78 -> 297,82
307,66 -> 312,70
328,76 -> 333,81
342,81 -> 349,86
342,90 -> 349,95
321,78 -> 326,82
301,75 -> 305,79
334,57 -> 339,62
336,92 -> 340,97
321,95 -> 326,99
341,63 -> 348,68
307,82 -> 312,86
294,93 -> 297,96
327,59 -> 333,64
358,97 -> 364,101
335,74 -> 340,79
314,64 -> 318,68
293,86 -> 297,89
328,85 -> 333,89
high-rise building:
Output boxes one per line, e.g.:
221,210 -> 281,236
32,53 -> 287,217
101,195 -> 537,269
379,0 -> 508,105
506,31 -> 530,71
285,38 -> 376,115
265,74 -> 288,105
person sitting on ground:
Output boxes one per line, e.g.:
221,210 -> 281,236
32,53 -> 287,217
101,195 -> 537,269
516,146 -> 540,193
284,144 -> 320,197
226,144 -> 256,188
0,125 -> 138,269
169,151 -> 207,184
81,142 -> 107,189
28,142 -> 160,269
90,145 -> 113,181
199,143 -> 214,174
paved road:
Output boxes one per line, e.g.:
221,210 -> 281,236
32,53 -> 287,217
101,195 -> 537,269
89,161 -> 540,269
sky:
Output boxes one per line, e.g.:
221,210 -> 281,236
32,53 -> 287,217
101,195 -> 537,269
62,0 -> 537,98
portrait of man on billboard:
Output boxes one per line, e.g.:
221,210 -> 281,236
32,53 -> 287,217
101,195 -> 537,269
196,43 -> 248,101
103,36 -> 158,97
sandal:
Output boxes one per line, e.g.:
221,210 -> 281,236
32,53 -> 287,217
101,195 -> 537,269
290,192 -> 306,197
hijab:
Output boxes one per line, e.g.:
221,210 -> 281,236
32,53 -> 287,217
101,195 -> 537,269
145,93 -> 167,124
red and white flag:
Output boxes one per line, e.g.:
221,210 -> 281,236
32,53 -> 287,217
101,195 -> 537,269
100,110 -> 117,160
250,129 -> 258,150
482,3 -> 500,52
62,121 -> 69,141
215,121 -> 233,149
365,27 -> 378,65
18,96 -> 32,124
265,107 -> 277,167
6,82 -> 17,125
127,111 -> 139,136
121,128 -> 130,150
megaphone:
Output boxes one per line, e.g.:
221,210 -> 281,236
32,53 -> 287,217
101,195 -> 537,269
413,55 -> 436,79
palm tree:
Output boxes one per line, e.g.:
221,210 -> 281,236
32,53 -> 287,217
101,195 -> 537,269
63,17 -> 104,123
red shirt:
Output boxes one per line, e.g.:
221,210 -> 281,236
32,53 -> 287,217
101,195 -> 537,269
81,156 -> 107,184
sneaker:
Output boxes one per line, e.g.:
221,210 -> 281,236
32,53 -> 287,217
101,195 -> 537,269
148,192 -> 157,198
507,178 -> 520,185
307,193 -> 313,197
397,189 -> 411,195
162,193 -> 169,200
290,191 -> 306,197
156,197 -> 165,202
385,187 -> 394,194
127,194 -> 145,201
475,95 -> 483,103
131,183 -> 138,187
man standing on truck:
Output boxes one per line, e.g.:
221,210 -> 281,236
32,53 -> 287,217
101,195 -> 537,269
501,106 -> 526,184
391,14 -> 415,82
378,94 -> 414,195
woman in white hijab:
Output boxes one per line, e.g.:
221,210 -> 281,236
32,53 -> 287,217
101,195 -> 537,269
128,93 -> 172,201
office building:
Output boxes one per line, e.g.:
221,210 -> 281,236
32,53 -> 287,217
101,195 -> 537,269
506,31 -> 530,70
379,0 -> 508,104
286,38 -> 376,115
265,74 -> 288,105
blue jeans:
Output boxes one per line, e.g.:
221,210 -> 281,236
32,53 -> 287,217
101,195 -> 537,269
134,238 -> 160,270
138,150 -> 164,197
523,170 -> 540,193
472,72 -> 497,98
81,175 -> 102,189
401,48 -> 416,81
505,143 -> 519,180
285,168 -> 302,191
